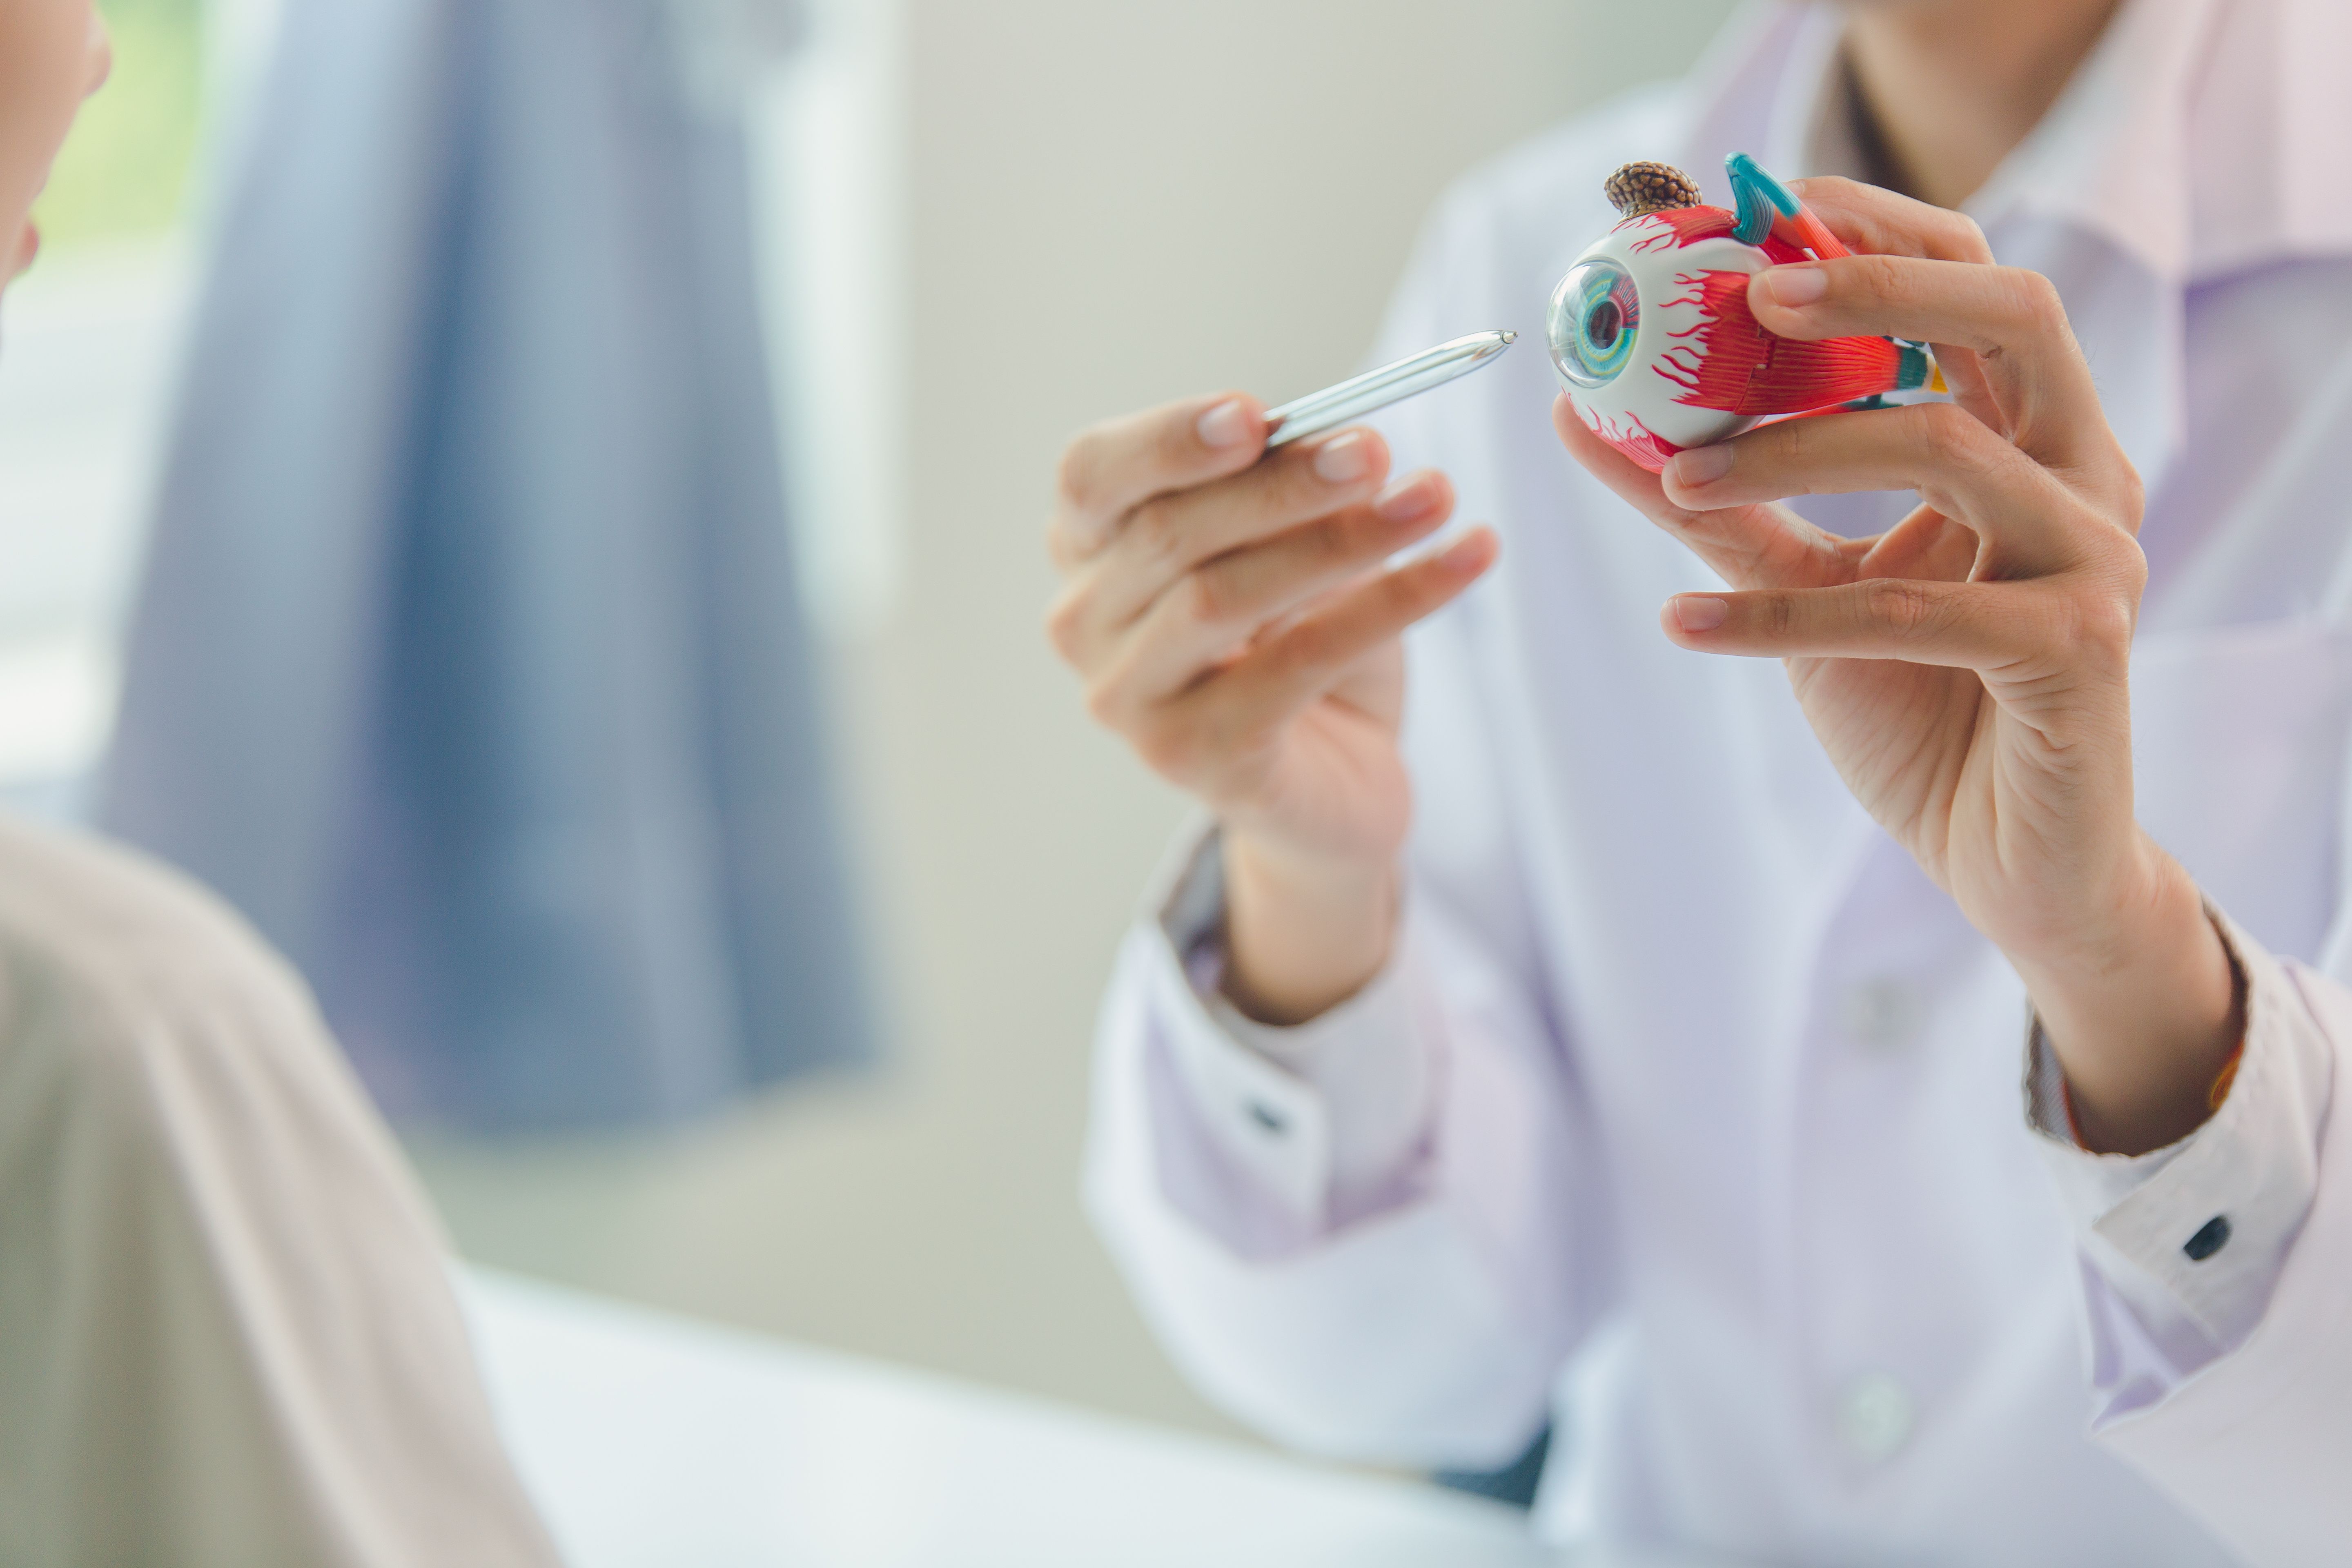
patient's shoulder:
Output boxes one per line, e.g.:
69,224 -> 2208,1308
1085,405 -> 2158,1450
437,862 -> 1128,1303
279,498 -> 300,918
0,811 -> 315,1043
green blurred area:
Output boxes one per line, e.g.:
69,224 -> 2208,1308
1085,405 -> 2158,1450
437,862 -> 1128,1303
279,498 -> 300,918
29,0 -> 205,251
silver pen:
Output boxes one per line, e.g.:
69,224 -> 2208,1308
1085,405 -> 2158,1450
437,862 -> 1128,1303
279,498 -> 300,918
1263,329 -> 1516,448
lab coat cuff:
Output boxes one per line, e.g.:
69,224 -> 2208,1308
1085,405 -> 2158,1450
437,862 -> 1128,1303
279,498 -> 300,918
2023,903 -> 2330,1350
1143,816 -> 1437,1227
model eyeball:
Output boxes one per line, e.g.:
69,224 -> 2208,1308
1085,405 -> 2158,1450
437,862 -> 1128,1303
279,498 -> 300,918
1554,154 -> 1939,472
1548,257 -> 1641,389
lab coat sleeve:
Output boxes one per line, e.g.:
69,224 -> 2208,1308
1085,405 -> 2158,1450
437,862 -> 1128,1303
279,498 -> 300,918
1081,148 -> 1616,1470
2025,911 -> 2352,1568
2025,907 -> 2332,1412
1081,527 -> 1604,1474
1081,831 -> 1600,1470
1133,820 -> 1439,1229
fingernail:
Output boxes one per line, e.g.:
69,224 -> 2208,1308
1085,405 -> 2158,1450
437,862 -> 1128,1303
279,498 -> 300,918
1373,472 -> 1438,522
1762,265 -> 1829,306
1671,595 -> 1728,632
1669,444 -> 1734,487
1312,430 -> 1372,483
1440,529 -> 1495,574
1196,398 -> 1252,448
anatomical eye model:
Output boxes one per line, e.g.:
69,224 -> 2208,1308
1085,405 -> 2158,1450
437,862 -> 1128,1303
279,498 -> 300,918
1550,153 -> 1942,471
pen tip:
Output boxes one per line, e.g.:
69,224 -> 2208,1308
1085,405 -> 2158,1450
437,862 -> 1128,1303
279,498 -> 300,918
1498,330 -> 1517,343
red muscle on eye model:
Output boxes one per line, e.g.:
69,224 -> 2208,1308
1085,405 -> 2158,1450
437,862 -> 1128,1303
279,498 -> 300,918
1549,154 -> 1940,471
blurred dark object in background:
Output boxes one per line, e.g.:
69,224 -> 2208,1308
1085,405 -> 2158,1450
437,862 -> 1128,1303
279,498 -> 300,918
100,0 -> 871,1131
1434,1425 -> 1551,1511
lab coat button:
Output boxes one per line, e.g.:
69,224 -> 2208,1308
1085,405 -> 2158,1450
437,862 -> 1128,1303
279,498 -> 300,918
1837,1373 -> 1914,1462
2184,1214 -> 2231,1261
1245,1101 -> 1289,1135
1841,978 -> 1923,1051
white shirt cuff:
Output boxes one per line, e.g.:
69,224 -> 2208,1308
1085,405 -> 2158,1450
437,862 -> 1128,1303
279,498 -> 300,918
2024,904 -> 2333,1405
1144,819 -> 1440,1229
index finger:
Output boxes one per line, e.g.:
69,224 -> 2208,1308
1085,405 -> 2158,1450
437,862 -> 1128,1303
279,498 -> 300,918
1745,255 -> 2116,475
1784,176 -> 1995,265
1051,393 -> 1268,563
1553,393 -> 1855,592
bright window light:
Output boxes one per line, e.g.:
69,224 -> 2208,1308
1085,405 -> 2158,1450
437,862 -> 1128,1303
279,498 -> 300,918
0,0 -> 902,811
0,0 -> 203,807
750,0 -> 906,644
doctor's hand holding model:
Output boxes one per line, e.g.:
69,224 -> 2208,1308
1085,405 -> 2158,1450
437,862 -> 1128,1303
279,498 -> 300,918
1050,0 -> 2350,1561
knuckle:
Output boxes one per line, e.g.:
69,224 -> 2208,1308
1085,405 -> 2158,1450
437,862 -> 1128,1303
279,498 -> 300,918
1912,401 -> 1987,470
1865,576 -> 1941,637
1084,650 -> 1156,733
2005,268 -> 2067,334
2117,536 -> 2150,599
1314,511 -> 1379,568
1181,565 -> 1238,628
1767,414 -> 1816,471
1855,253 -> 1915,307
2086,532 -> 2149,622
1384,557 -> 1444,616
1043,586 -> 1088,660
2108,459 -> 2148,531
1275,615 -> 1335,674
2080,588 -> 2136,649
1054,433 -> 1106,514
2059,584 -> 2136,673
1126,494 -> 1186,568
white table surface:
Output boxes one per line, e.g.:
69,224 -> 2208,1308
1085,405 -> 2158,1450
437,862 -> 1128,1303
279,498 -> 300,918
465,1271 -> 1744,1568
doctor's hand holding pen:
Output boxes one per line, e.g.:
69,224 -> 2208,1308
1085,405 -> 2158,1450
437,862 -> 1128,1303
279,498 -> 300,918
1554,176 -> 2242,1158
1046,394 -> 1497,1028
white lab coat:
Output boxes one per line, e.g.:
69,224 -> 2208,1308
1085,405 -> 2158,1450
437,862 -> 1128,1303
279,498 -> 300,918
1085,2 -> 2352,1564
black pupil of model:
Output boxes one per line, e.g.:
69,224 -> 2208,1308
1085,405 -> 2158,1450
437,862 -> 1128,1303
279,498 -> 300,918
1586,297 -> 1622,349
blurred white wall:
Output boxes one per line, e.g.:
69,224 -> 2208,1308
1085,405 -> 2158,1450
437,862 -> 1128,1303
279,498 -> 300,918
415,0 -> 1741,1438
